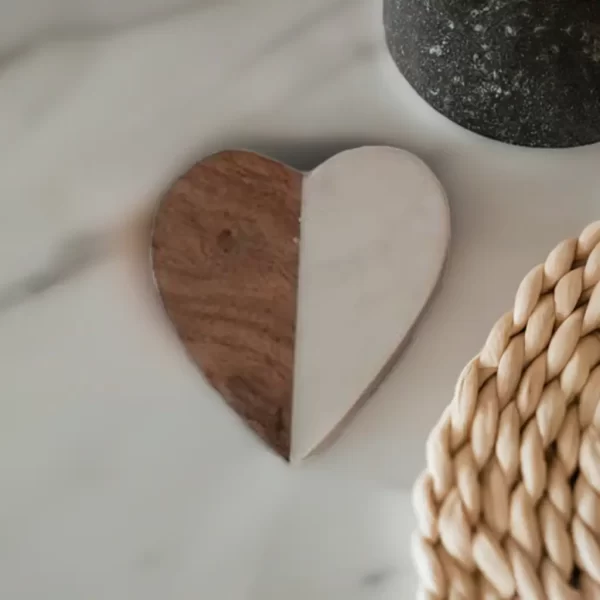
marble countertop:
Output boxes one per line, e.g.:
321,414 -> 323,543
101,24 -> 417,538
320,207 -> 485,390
1,1 -> 600,598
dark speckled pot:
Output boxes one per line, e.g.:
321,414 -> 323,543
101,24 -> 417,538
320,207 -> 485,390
384,0 -> 600,148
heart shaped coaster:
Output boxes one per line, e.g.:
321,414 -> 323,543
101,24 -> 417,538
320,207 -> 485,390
151,147 -> 450,462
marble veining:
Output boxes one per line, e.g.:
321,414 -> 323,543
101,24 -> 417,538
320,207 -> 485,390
1,1 -> 600,599
0,230 -> 111,315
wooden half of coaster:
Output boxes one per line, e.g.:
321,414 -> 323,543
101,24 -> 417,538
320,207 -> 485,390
152,151 -> 300,458
151,146 -> 450,462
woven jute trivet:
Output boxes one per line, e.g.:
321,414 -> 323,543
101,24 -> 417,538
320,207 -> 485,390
413,222 -> 600,599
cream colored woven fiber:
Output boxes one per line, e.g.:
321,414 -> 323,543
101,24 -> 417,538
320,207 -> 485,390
413,222 -> 600,600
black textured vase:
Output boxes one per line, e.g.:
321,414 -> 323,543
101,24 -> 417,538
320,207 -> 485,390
384,0 -> 600,148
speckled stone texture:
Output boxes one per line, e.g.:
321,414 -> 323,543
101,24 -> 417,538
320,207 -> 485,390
384,0 -> 600,148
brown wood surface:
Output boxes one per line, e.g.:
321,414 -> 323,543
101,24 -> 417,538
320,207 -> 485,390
151,150 -> 302,459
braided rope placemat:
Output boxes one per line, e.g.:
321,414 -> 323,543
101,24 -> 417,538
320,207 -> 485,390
413,222 -> 600,599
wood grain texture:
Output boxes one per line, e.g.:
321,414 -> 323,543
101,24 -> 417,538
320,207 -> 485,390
151,150 -> 302,459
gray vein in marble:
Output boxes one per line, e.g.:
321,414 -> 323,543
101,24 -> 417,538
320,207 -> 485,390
360,567 -> 396,588
0,230 -> 110,315
247,40 -> 382,120
0,0 -> 234,60
241,0 -> 355,68
0,201 -> 152,316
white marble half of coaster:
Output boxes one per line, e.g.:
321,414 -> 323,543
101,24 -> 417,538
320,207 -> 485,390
292,147 -> 450,462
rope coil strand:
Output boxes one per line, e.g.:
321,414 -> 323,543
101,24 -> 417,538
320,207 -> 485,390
413,221 -> 600,599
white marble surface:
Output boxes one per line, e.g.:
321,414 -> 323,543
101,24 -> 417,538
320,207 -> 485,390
1,1 -> 600,599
